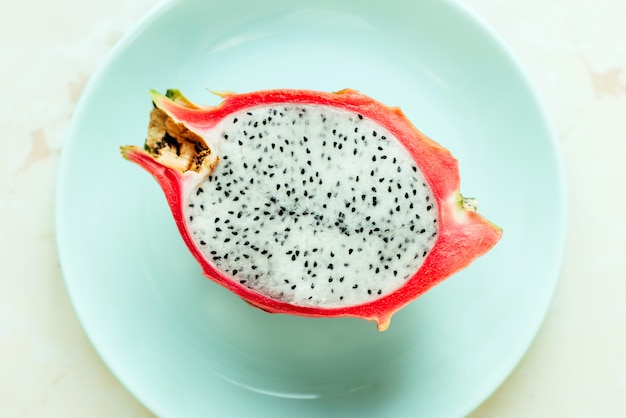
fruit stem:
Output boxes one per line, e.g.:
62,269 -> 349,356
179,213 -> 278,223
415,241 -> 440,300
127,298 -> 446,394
141,106 -> 218,176
461,197 -> 478,212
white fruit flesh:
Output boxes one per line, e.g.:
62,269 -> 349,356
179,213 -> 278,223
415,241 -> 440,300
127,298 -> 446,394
183,104 -> 439,308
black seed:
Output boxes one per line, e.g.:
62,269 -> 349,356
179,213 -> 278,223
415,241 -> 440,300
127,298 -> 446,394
352,284 -> 358,289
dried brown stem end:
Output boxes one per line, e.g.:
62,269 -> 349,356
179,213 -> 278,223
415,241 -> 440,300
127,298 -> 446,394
144,107 -> 218,176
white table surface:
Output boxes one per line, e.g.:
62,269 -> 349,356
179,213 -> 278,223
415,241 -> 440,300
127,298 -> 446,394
2,0 -> 625,416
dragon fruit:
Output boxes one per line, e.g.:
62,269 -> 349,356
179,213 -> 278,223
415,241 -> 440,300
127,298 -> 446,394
121,88 -> 502,331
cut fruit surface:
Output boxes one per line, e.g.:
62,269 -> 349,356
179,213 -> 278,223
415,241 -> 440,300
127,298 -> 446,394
121,88 -> 502,330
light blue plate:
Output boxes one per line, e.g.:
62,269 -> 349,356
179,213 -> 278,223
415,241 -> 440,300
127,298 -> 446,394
56,0 -> 566,416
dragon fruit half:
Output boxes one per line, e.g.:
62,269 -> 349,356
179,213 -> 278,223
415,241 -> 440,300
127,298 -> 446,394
121,88 -> 502,331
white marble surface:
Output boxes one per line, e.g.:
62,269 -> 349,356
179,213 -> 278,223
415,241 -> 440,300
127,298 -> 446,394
1,0 -> 625,416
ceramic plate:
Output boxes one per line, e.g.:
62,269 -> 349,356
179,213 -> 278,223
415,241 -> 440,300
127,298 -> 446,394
56,0 -> 566,416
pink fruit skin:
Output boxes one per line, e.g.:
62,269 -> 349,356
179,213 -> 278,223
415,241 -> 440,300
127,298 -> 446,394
121,89 -> 502,331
